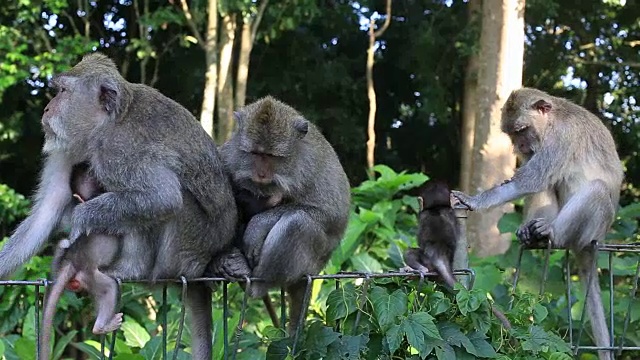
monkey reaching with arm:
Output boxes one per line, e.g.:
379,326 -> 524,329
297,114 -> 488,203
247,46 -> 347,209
452,88 -> 623,360
0,53 -> 240,360
219,96 -> 351,334
404,180 -> 511,329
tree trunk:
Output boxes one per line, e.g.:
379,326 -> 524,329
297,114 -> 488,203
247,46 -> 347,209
235,0 -> 268,108
459,0 -> 481,193
216,13 -> 237,144
468,0 -> 525,256
365,0 -> 392,172
200,0 -> 219,138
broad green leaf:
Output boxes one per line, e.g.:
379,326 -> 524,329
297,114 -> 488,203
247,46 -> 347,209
121,320 -> 151,348
304,322 -> 340,357
113,354 -> 145,360
266,338 -> 292,360
371,287 -> 408,331
533,303 -> 548,323
14,337 -> 35,360
467,331 -> 498,358
326,334 -> 368,360
548,353 -> 573,360
52,330 -> 78,360
435,342 -> 456,360
428,291 -> 452,315
262,325 -> 288,340
74,340 -> 103,359
351,252 -> 383,273
384,323 -> 403,354
139,336 -> 162,360
326,283 -> 359,321
0,339 -> 5,357
456,288 -> 485,316
438,323 -> 474,353
403,312 -> 441,355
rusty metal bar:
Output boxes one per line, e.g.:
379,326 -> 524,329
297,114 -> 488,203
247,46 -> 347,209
223,281 -> 229,360
280,288 -> 286,330
162,284 -> 167,360
172,277 -> 188,360
617,259 -> 640,355
231,277 -> 251,360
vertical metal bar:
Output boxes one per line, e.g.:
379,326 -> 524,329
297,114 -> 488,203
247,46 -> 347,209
172,277 -> 188,360
353,274 -> 370,332
509,246 -> 525,310
617,259 -> 640,355
565,249 -> 573,347
608,251 -> 614,348
109,278 -> 122,360
334,280 -> 341,332
100,335 -> 106,360
539,241 -> 552,296
453,207 -> 469,286
36,280 -> 45,360
291,276 -> 314,356
231,277 -> 251,360
223,282 -> 229,360
162,284 -> 167,360
280,288 -> 286,330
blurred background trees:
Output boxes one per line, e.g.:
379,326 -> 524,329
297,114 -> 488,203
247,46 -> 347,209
1,0 -> 640,358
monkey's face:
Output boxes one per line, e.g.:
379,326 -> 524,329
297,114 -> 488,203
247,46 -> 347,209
42,75 -> 108,154
501,92 -> 551,160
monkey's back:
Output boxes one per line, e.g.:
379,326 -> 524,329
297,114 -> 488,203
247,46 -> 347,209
418,208 -> 458,264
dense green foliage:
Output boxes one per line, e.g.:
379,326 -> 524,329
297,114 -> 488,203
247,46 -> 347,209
1,0 -> 639,359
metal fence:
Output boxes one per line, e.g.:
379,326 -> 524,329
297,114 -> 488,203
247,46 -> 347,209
0,209 -> 638,359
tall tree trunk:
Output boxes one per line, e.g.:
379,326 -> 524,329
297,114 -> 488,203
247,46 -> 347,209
235,0 -> 268,108
216,13 -> 237,144
468,0 -> 525,256
198,0 -> 218,138
365,0 -> 392,172
460,0 -> 481,193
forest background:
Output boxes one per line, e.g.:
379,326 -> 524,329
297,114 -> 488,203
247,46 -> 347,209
0,0 -> 639,359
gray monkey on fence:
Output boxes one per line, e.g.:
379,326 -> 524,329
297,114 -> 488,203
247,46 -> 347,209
0,53 -> 241,360
452,87 -> 623,360
219,96 -> 351,334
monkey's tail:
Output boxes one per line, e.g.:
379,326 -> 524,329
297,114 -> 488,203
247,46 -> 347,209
432,259 -> 457,290
262,295 -> 282,329
40,262 -> 76,360
576,247 -> 613,360
491,307 -> 512,330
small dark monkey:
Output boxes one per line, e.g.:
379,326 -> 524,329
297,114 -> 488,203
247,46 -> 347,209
42,163 -> 124,360
0,53 -> 239,359
404,180 -> 511,329
452,88 -> 623,360
220,96 -> 351,334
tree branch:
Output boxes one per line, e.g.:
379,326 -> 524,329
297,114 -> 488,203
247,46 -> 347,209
250,0 -> 269,44
373,0 -> 392,38
178,0 -> 206,49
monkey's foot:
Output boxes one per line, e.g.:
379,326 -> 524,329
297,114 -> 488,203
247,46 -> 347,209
93,313 -> 123,334
207,248 -> 251,281
450,191 -> 475,210
517,219 -> 552,249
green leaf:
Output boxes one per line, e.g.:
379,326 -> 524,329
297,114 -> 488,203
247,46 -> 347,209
435,342 -> 456,360
326,334 -> 368,360
73,340 -> 103,359
371,287 -> 408,331
384,323 -> 403,354
548,352 -> 573,360
326,283 -> 359,321
52,330 -> 78,360
351,252 -> 383,273
467,332 -> 498,358
266,338 -> 292,360
533,303 -> 548,323
0,339 -> 5,358
139,336 -> 162,360
438,323 -> 474,353
113,354 -> 145,360
304,322 -> 340,357
428,291 -> 452,315
121,319 -> 151,348
456,288 -> 485,316
403,312 -> 441,355
14,337 -> 35,360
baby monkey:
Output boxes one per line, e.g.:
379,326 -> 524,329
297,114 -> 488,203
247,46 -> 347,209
403,180 -> 512,329
41,163 -> 123,359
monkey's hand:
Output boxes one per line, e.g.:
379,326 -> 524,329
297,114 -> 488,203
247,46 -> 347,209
207,248 -> 251,281
450,191 -> 477,210
68,203 -> 98,244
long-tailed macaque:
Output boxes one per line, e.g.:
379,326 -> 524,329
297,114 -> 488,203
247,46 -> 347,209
219,96 -> 351,334
41,163 -> 124,360
0,53 -> 239,359
404,180 -> 511,329
452,87 -> 623,360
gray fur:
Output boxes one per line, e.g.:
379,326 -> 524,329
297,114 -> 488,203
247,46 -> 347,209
0,53 -> 238,360
452,87 -> 623,360
219,96 -> 351,333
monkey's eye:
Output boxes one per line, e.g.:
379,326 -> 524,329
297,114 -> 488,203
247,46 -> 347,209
514,126 -> 528,134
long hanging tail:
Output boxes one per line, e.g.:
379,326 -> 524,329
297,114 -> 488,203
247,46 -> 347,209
576,247 -> 612,360
40,262 -> 76,360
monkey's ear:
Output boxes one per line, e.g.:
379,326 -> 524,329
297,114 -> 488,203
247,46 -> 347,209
99,82 -> 119,115
418,196 -> 424,211
293,118 -> 309,138
532,99 -> 552,115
